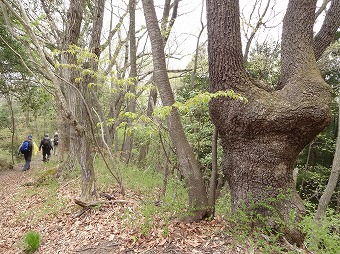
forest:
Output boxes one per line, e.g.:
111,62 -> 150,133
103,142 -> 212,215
0,0 -> 339,253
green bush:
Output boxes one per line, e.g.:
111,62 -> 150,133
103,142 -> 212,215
301,207 -> 340,254
22,231 -> 41,254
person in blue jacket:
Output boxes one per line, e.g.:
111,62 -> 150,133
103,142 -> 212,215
18,135 -> 33,171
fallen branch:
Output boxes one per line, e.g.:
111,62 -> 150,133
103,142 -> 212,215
74,199 -> 106,208
74,198 -> 136,208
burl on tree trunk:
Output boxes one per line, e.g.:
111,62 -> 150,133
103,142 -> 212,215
210,76 -> 331,245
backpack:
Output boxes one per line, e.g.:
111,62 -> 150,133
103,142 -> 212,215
20,141 -> 29,153
54,136 -> 58,146
42,138 -> 50,148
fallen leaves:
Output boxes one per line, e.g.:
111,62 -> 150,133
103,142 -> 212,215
0,162 -> 233,253
0,159 -> 303,254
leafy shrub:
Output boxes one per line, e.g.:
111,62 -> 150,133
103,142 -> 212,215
300,206 -> 340,254
21,231 -> 41,254
0,157 -> 13,171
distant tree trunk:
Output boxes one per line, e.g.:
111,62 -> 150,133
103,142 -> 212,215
190,0 -> 205,88
304,142 -> 313,170
315,96 -> 340,220
142,0 -> 210,221
137,84 -> 157,165
206,0 -> 338,246
337,190 -> 340,213
122,0 -> 137,163
242,0 -> 271,62
6,95 -> 15,164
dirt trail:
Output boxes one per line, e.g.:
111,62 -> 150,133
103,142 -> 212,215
0,156 -> 238,254
0,155 -> 125,254
0,157 -> 42,253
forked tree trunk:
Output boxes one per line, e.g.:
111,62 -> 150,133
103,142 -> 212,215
76,0 -> 106,202
207,0 -> 334,246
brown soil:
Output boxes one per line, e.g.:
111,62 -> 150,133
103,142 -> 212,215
0,156 -> 305,254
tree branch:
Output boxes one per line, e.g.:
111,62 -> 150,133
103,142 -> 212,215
314,0 -> 340,61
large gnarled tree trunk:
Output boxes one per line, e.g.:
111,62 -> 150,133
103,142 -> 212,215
206,0 -> 339,245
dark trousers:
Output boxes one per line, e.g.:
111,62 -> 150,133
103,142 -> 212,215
23,153 -> 32,171
42,148 -> 51,161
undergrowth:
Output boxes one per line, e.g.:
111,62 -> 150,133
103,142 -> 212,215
94,157 -> 189,237
16,164 -> 67,224
301,202 -> 340,254
11,155 -> 339,254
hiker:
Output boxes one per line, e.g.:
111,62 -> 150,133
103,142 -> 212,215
53,132 -> 59,156
18,135 -> 33,171
39,134 -> 53,162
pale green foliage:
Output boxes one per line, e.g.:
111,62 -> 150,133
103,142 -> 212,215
153,90 -> 247,120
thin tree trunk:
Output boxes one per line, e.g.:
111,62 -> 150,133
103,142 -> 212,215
142,0 -> 210,221
190,0 -> 205,88
305,142 -> 313,170
138,1 -> 179,165
315,96 -> 340,220
208,127 -> 218,211
122,0 -> 137,163
138,84 -> 157,165
243,0 -> 271,62
337,190 -> 340,213
6,95 -> 15,165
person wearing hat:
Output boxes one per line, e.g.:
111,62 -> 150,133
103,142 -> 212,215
53,132 -> 59,156
39,134 -> 53,162
18,135 -> 33,171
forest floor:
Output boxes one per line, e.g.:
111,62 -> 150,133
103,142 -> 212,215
0,156 -> 308,254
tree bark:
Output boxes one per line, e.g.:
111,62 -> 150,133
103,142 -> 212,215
76,0 -> 106,202
142,0 -> 210,221
6,95 -> 15,165
207,0 -> 334,246
57,0 -> 85,175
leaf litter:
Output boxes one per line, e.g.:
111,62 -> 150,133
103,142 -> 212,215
0,158 -> 306,254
